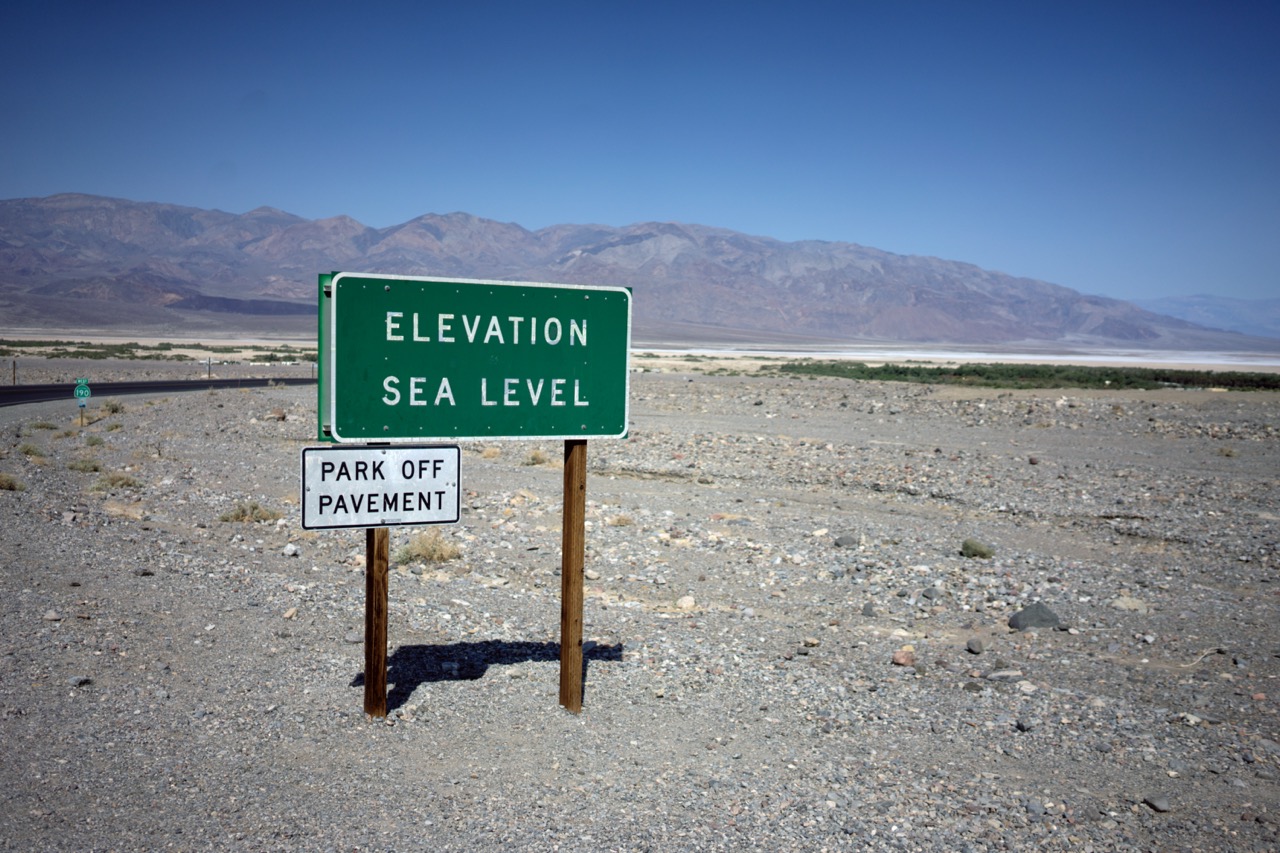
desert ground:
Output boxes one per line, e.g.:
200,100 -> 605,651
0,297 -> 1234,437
1,354 -> 1277,851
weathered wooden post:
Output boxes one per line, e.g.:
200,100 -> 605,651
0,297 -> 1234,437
559,438 -> 587,713
364,526 -> 390,718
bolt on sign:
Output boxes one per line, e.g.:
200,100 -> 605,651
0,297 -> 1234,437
318,273 -> 632,443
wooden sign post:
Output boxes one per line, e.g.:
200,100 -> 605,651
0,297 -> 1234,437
364,526 -> 390,718
559,439 -> 588,713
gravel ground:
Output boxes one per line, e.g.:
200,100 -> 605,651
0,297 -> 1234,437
1,359 -> 1278,851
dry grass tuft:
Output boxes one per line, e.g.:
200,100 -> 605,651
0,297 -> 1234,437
94,472 -> 141,491
395,529 -> 462,564
219,500 -> 282,523
523,449 -> 551,466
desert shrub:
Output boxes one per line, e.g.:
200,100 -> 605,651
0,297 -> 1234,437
30,421 -> 57,430
18,443 -> 43,458
480,446 -> 502,459
219,501 -> 282,523
523,449 -> 550,466
0,473 -> 24,491
93,472 -> 141,491
102,400 -> 125,415
606,514 -> 634,527
67,458 -> 102,473
85,435 -> 104,447
394,529 -> 461,564
961,538 -> 995,559
106,423 -> 122,432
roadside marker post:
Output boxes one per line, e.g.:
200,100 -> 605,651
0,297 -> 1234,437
314,272 -> 631,717
74,378 -> 91,426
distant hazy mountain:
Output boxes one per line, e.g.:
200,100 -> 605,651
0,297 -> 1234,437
1,193 -> 1275,350
1134,295 -> 1280,341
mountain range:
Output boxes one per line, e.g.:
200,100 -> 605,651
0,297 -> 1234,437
1134,294 -> 1280,342
1,193 -> 1275,350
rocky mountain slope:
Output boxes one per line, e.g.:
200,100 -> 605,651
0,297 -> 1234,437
1,193 -> 1274,349
1136,295 -> 1280,341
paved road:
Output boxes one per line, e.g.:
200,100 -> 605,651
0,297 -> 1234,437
0,377 -> 316,407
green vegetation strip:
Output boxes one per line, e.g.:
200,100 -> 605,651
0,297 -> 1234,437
0,339 -> 195,360
769,361 -> 1280,391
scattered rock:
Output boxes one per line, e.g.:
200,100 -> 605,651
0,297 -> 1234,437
1143,794 -> 1172,813
891,647 -> 916,667
675,595 -> 696,611
966,637 -> 986,655
1008,602 -> 1061,631
960,538 -> 995,559
1109,594 -> 1149,614
986,669 -> 1025,681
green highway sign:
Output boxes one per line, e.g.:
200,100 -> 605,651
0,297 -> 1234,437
73,382 -> 91,399
319,273 -> 631,442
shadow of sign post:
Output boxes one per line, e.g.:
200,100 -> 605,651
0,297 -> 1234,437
350,640 -> 625,713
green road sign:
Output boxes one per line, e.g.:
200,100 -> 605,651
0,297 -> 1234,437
73,383 -> 91,399
319,273 -> 631,442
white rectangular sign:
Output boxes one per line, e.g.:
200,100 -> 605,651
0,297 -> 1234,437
301,444 -> 460,530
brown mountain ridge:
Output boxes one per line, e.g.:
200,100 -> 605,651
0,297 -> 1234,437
0,192 -> 1273,350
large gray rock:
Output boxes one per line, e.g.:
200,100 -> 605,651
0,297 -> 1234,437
1008,602 -> 1061,631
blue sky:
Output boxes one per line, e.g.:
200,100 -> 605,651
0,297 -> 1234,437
3,1 -> 1277,301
